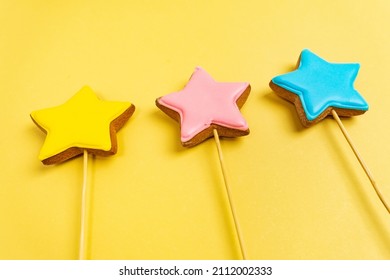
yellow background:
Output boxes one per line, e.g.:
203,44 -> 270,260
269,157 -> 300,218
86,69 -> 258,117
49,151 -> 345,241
1,0 -> 390,259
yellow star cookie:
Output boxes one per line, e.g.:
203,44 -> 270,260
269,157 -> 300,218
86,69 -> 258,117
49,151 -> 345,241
31,86 -> 135,165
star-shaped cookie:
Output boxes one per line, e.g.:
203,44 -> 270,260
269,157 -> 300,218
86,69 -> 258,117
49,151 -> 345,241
31,86 -> 135,165
270,49 -> 369,127
156,67 -> 251,147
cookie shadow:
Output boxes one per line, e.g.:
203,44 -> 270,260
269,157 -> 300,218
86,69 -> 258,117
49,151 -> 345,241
149,109 -> 187,153
261,88 -> 306,132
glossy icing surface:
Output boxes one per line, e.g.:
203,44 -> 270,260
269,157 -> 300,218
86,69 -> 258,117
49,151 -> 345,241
158,67 -> 249,143
271,49 -> 369,121
31,86 -> 133,162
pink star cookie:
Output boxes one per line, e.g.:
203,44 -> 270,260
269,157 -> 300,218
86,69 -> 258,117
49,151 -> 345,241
156,67 -> 251,147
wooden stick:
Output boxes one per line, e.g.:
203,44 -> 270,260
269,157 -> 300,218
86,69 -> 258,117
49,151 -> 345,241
331,109 -> 390,214
79,150 -> 89,259
213,129 -> 247,260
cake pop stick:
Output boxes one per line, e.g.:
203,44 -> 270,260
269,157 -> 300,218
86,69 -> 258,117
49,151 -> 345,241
156,67 -> 251,259
31,86 -> 135,259
213,129 -> 247,260
331,110 -> 390,214
79,150 -> 89,259
270,49 -> 390,214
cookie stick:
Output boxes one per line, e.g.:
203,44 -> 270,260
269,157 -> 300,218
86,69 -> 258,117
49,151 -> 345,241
79,150 -> 89,259
213,129 -> 247,260
156,67 -> 250,259
270,49 -> 390,214
30,86 -> 135,258
331,110 -> 390,214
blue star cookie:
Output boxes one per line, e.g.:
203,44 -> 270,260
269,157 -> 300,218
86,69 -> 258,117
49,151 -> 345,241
270,49 -> 369,127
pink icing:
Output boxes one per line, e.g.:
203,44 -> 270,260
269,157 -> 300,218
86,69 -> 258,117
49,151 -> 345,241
158,67 -> 249,142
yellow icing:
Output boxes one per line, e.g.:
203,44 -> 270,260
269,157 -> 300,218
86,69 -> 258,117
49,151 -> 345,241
31,86 -> 132,161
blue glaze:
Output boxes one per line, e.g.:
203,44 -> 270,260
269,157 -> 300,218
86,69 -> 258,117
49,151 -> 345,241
271,49 -> 369,121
